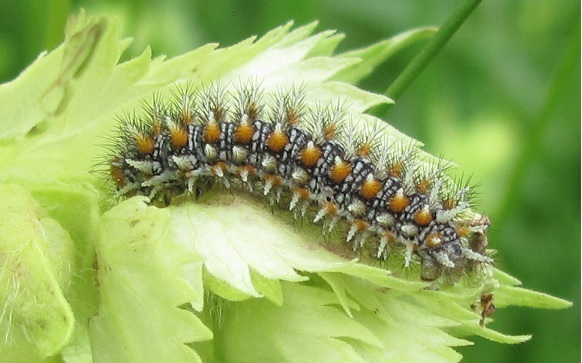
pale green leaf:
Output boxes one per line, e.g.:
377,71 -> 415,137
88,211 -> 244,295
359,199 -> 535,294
219,283 -> 382,363
170,193 -> 347,298
494,285 -> 573,309
0,184 -> 75,358
89,197 -> 211,363
0,12 -> 106,140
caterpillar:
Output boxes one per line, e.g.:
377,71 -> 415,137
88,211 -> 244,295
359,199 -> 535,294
105,82 -> 493,283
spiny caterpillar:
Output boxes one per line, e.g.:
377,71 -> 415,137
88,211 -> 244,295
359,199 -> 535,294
106,82 -> 493,283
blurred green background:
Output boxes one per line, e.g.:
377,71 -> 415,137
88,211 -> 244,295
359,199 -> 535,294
0,0 -> 579,362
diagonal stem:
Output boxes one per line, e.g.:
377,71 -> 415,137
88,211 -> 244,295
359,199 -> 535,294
384,0 -> 482,106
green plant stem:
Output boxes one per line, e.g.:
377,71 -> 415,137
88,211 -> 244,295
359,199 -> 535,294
384,0 -> 482,106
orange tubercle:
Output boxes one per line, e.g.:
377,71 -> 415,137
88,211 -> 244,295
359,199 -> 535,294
234,123 -> 254,144
360,177 -> 382,200
425,232 -> 443,249
454,223 -> 470,238
110,164 -> 126,187
204,122 -> 221,144
211,161 -> 228,175
300,143 -> 323,167
413,207 -> 433,226
265,174 -> 283,186
382,231 -> 397,245
329,160 -> 352,183
237,164 -> 255,176
323,201 -> 339,215
293,187 -> 311,200
170,126 -> 188,149
134,134 -> 155,155
389,192 -> 410,213
267,130 -> 289,152
353,219 -> 369,232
